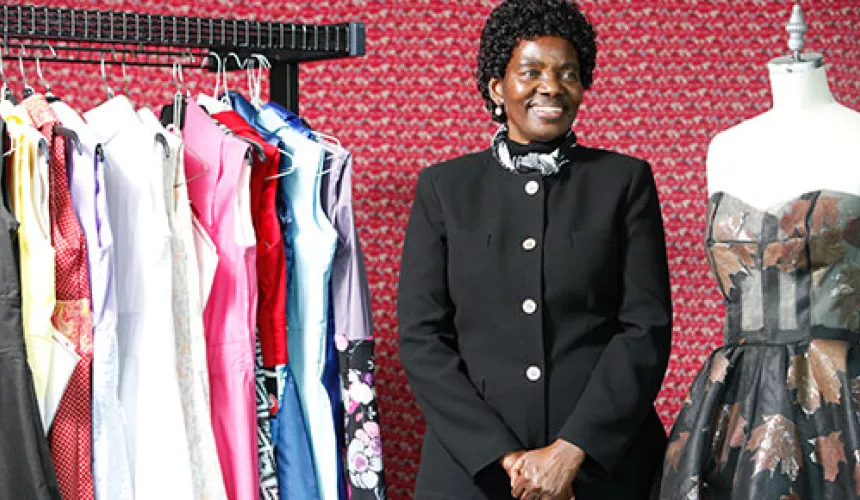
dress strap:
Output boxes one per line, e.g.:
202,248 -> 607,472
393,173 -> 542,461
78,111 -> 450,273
795,191 -> 822,331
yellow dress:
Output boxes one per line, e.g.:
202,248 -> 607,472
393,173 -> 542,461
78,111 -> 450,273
3,107 -> 77,429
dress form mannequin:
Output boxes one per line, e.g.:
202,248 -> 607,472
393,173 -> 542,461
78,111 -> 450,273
706,4 -> 860,210
662,7 -> 860,497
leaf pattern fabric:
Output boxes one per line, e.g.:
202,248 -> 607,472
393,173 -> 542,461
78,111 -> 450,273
661,191 -> 860,499
779,200 -> 811,238
710,243 -> 757,296
667,432 -> 690,472
711,402 -> 745,467
745,414 -> 802,481
786,340 -> 847,414
834,266 -> 860,331
815,432 -> 847,482
709,352 -> 730,384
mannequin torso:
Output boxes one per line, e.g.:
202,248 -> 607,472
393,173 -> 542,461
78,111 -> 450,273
663,6 -> 860,498
707,63 -> 860,210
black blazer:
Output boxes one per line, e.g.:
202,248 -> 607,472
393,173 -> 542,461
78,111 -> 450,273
397,144 -> 673,499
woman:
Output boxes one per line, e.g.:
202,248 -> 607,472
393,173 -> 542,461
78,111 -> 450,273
397,0 -> 672,498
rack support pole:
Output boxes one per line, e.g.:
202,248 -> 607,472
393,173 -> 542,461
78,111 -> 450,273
270,63 -> 299,114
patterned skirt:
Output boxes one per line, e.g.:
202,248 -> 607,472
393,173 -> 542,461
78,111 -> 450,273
660,338 -> 860,499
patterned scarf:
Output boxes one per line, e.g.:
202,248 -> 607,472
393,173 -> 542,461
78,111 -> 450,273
491,125 -> 577,176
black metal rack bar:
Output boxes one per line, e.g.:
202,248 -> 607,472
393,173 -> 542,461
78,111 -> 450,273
0,5 -> 366,113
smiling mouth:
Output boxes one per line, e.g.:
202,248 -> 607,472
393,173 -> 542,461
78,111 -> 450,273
530,105 -> 565,120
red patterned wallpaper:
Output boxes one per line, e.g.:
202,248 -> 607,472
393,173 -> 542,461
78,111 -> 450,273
3,1 -> 859,497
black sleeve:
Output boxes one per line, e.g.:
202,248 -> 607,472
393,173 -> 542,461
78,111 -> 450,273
397,168 -> 523,477
557,161 -> 672,474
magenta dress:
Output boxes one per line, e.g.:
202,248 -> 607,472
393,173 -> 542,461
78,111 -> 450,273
182,99 -> 259,500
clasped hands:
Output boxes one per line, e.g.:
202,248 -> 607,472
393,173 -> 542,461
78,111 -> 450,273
500,439 -> 585,500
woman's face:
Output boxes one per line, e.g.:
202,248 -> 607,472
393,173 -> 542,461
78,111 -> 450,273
490,36 -> 584,144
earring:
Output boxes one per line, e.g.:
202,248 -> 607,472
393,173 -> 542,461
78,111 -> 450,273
494,103 -> 504,117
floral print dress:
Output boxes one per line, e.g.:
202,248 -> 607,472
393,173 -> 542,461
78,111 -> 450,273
323,146 -> 386,499
661,190 -> 860,499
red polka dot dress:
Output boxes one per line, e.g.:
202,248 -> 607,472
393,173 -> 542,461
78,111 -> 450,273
23,95 -> 95,500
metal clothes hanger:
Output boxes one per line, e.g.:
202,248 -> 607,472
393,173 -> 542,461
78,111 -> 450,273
36,44 -> 60,102
246,54 -> 270,109
242,53 -> 295,165
111,48 -> 131,97
236,54 -> 334,180
173,58 -> 193,98
24,44 -> 82,152
13,44 -> 81,153
310,129 -> 343,149
221,52 -> 244,106
18,43 -> 36,99
204,51 -> 224,100
168,56 -> 215,187
205,52 -> 267,162
235,53 -> 303,182
246,51 -> 340,155
171,60 -> 188,127
171,132 -> 213,188
99,53 -> 117,99
263,153 -> 297,180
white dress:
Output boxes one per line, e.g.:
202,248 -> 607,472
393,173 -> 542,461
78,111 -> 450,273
51,101 -> 134,500
138,109 -> 228,500
84,96 -> 194,499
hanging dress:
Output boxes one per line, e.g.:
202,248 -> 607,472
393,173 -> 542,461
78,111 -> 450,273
51,100 -> 134,500
0,107 -> 58,418
23,94 -> 95,500
85,96 -> 194,499
183,99 -> 259,500
139,108 -> 229,500
259,108 -> 340,500
324,144 -> 386,496
213,109 -> 282,500
0,117 -> 63,500
229,95 -> 320,500
2,105 -> 79,435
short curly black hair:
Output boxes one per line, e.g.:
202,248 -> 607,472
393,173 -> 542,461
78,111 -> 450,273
477,0 -> 597,122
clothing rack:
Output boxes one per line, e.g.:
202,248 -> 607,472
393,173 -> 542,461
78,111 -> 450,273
0,5 -> 366,113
